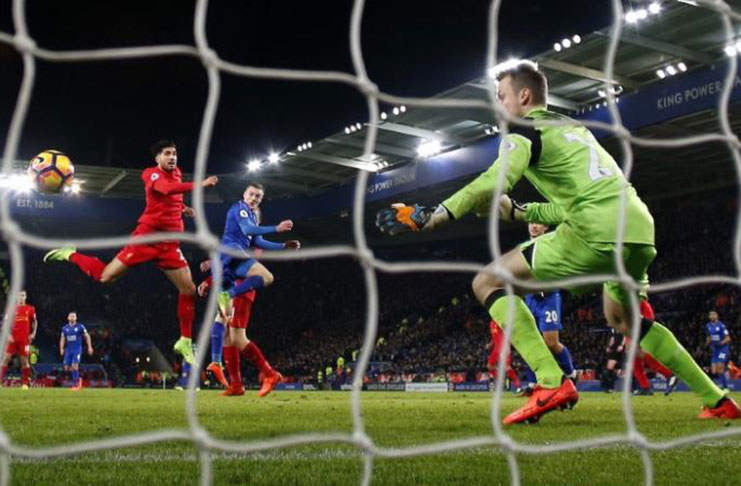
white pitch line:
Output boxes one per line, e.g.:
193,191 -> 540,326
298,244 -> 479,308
12,440 -> 741,464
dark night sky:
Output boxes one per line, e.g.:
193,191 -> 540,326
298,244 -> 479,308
0,1 -> 614,174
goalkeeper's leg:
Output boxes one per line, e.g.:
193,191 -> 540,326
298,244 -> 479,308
472,248 -> 576,424
603,288 -> 739,419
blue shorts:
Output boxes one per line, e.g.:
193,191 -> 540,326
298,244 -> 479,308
220,252 -> 257,287
712,346 -> 730,364
63,350 -> 81,366
525,292 -> 562,333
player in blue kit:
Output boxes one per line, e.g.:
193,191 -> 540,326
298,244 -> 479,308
216,181 -> 300,315
706,311 -> 731,391
520,224 -> 575,394
59,312 -> 93,391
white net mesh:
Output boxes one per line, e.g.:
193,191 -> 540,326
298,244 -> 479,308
1,0 -> 741,485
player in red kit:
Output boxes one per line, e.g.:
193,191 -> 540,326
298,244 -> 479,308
199,260 -> 282,397
42,140 -> 219,364
1,290 -> 38,389
630,300 -> 677,395
486,320 -> 521,392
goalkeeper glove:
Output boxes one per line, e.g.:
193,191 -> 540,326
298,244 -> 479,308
498,195 -> 527,223
376,203 -> 450,235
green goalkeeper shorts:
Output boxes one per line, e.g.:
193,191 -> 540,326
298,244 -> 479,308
519,222 -> 656,306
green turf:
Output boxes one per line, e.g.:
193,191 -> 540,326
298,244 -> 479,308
0,389 -> 739,486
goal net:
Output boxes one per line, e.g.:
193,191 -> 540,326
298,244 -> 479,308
1,1 -> 741,485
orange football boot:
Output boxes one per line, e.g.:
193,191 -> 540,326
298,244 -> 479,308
219,384 -> 245,397
699,397 -> 741,420
207,362 -> 229,387
503,378 -> 578,425
258,371 -> 282,398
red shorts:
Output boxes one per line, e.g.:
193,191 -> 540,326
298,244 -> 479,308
116,224 -> 188,270
228,290 -> 257,330
6,338 -> 29,357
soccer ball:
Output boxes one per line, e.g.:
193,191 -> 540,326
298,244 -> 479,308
28,150 -> 75,193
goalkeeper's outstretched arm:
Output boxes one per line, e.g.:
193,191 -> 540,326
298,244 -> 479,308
376,129 -> 537,235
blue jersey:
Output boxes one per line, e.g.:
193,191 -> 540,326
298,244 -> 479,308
707,321 -> 729,348
62,323 -> 87,354
524,291 -> 562,333
221,201 -> 283,251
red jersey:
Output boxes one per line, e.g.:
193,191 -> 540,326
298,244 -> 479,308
137,166 -> 194,232
11,304 -> 36,340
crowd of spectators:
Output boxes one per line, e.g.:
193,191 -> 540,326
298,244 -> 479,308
259,192 -> 741,382
2,191 -> 740,385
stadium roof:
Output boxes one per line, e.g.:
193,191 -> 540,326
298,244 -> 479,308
13,1 -> 741,202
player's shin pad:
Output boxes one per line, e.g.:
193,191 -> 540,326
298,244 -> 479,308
376,204 -> 449,235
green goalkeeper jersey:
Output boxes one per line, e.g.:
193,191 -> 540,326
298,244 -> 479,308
442,107 -> 654,245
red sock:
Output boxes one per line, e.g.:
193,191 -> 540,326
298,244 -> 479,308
639,300 -> 655,320
69,252 -> 106,281
21,367 -> 30,386
506,368 -> 520,388
1,365 -> 6,380
633,357 -> 650,389
643,353 -> 672,379
223,345 -> 242,388
177,294 -> 195,339
241,341 -> 273,376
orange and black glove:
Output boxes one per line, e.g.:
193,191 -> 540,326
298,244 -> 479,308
376,203 -> 451,235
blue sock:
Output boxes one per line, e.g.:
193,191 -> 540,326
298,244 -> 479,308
524,365 -> 536,386
719,370 -> 728,388
211,321 -> 225,364
180,362 -> 191,387
71,369 -> 79,382
227,275 -> 265,298
554,346 -> 575,376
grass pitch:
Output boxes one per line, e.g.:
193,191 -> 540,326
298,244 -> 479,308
0,388 -> 739,486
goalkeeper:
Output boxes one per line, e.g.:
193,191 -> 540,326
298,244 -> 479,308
377,60 -> 739,424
